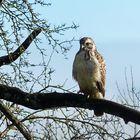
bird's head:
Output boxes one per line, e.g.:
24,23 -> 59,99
80,37 -> 96,51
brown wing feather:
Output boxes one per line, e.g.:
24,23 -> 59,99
96,81 -> 105,97
95,50 -> 106,96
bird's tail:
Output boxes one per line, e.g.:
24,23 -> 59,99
93,92 -> 104,116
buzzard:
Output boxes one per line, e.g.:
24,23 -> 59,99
72,37 -> 106,116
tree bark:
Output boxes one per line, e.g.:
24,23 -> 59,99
0,28 -> 41,67
0,84 -> 140,125
0,100 -> 33,140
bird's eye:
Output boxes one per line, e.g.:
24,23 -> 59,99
86,42 -> 90,46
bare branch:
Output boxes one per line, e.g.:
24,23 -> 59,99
126,137 -> 140,140
0,28 -> 42,67
0,100 -> 33,140
0,84 -> 140,125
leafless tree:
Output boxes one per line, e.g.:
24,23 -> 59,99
0,1 -> 140,140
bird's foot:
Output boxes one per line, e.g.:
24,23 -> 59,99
87,95 -> 90,98
77,90 -> 84,95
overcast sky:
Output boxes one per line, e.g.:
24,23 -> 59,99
37,0 -> 140,100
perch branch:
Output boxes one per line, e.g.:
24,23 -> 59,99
0,84 -> 140,125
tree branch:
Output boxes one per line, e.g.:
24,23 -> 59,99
126,137 -> 140,140
0,85 -> 140,125
0,28 -> 41,67
0,100 -> 33,140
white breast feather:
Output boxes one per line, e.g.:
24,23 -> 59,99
73,51 -> 101,90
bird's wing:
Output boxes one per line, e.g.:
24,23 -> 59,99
95,50 -> 106,96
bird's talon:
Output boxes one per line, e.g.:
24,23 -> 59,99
87,95 -> 90,98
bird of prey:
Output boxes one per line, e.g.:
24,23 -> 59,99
72,37 -> 106,116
